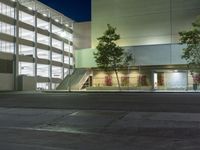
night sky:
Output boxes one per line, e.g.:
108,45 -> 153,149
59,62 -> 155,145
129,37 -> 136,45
38,0 -> 91,22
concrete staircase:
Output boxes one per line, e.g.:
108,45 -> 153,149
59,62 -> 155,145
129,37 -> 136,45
56,68 -> 91,91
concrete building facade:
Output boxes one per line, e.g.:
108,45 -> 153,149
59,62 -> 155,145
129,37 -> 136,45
75,0 -> 200,90
0,0 -> 74,91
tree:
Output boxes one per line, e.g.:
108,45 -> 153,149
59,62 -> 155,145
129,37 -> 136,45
123,52 -> 135,67
94,24 -> 124,90
179,16 -> 200,86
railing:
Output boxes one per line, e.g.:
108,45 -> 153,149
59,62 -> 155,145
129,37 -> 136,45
78,69 -> 92,90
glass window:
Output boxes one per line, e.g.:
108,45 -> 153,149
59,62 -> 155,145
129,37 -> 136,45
52,38 -> 62,50
52,24 -> 62,36
37,64 -> 49,78
69,45 -> 73,53
64,55 -> 69,64
19,61 -> 34,76
0,2 -> 15,18
0,21 -> 15,36
52,83 -> 60,90
37,48 -> 49,60
64,31 -> 73,42
52,52 -> 62,62
19,28 -> 34,41
52,66 -> 62,79
37,18 -> 49,31
37,82 -> 49,90
70,57 -> 74,66
64,43 -> 73,53
64,43 -> 70,52
19,11 -> 34,26
19,44 -> 34,56
0,40 -> 14,53
64,68 -> 69,77
37,33 -> 49,45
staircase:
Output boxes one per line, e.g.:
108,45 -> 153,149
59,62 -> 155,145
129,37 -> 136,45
56,68 -> 91,91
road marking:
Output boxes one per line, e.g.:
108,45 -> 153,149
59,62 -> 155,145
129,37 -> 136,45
69,111 -> 79,116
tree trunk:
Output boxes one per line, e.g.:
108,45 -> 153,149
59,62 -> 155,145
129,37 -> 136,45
114,69 -> 121,91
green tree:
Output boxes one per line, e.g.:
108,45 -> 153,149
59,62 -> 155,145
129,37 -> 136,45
94,24 -> 124,90
179,16 -> 200,85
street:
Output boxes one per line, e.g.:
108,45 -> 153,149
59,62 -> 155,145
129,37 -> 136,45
0,92 -> 200,149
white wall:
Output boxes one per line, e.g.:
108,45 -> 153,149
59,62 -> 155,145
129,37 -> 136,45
0,73 -> 13,91
92,0 -> 200,48
74,22 -> 91,50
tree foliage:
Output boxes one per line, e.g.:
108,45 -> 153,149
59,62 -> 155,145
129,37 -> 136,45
179,16 -> 200,72
94,24 -> 124,89
94,24 -> 124,70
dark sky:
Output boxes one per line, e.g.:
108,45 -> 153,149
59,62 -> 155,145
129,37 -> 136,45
38,0 -> 91,22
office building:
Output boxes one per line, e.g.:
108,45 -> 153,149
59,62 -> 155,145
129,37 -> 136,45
74,0 -> 200,90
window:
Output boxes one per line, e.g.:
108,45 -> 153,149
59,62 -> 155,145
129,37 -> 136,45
70,57 -> 74,66
37,48 -> 49,60
37,64 -> 49,78
52,66 -> 62,79
64,43 -> 73,53
0,21 -> 15,36
37,33 -> 49,45
19,61 -> 34,76
0,40 -> 14,53
52,24 -> 62,36
64,55 -> 69,64
52,38 -> 62,50
19,11 -> 34,26
37,18 -> 49,31
19,28 -> 34,41
37,82 -> 49,90
64,68 -> 69,77
52,52 -> 62,62
0,2 -> 15,18
52,83 -> 60,90
19,44 -> 34,56
64,43 -> 70,52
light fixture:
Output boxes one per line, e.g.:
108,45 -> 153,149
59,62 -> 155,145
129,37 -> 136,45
174,70 -> 178,72
28,7 -> 33,10
43,14 -> 47,17
60,32 -> 67,38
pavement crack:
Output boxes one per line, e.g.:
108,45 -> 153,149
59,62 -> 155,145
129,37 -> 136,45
101,111 -> 130,132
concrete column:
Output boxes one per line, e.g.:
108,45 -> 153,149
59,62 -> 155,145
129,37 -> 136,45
49,17 -> 53,90
14,1 -> 19,91
34,10 -> 38,90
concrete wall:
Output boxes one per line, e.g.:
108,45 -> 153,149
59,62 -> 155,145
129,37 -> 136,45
0,73 -> 14,91
75,0 -> 200,68
74,22 -> 91,50
18,75 -> 36,91
75,48 -> 96,68
75,43 -> 187,68
92,0 -> 200,48
124,44 -> 187,66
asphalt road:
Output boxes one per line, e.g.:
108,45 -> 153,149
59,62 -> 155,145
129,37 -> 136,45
0,92 -> 200,112
0,92 -> 200,150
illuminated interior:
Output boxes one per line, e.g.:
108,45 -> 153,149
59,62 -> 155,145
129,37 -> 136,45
37,64 -> 49,78
0,40 -> 14,53
19,62 -> 34,76
37,49 -> 49,60
19,45 -> 34,56
52,66 -> 62,79
0,0 -> 74,90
